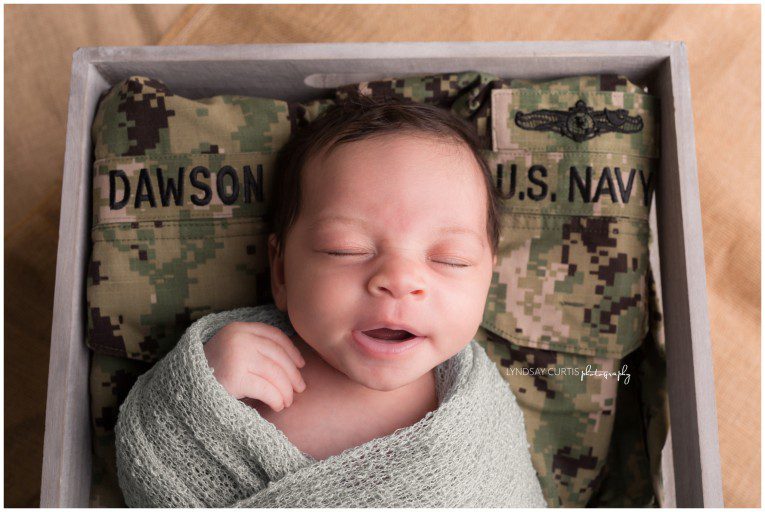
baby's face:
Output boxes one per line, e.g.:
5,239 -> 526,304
269,132 -> 495,391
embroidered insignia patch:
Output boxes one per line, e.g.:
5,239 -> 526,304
514,99 -> 644,142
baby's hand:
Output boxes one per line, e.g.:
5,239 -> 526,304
203,321 -> 307,411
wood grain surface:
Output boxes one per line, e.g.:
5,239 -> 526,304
4,4 -> 759,507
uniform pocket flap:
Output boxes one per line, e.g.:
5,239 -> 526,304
482,150 -> 652,359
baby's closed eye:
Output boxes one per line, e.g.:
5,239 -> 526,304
324,250 -> 370,256
429,257 -> 471,268
322,249 -> 473,268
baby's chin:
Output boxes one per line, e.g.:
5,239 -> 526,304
347,373 -> 431,393
337,354 -> 440,392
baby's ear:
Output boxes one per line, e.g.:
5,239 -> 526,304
268,234 -> 288,312
492,253 -> 498,267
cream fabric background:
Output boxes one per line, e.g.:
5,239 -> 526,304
4,4 -> 759,507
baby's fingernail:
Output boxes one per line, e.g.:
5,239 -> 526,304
298,380 -> 306,392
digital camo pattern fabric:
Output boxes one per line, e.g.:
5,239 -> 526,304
88,76 -> 292,362
587,265 -> 668,506
87,73 -> 667,507
475,263 -> 667,507
473,74 -> 667,507
88,76 -> 293,506
483,78 -> 659,358
89,353 -> 150,507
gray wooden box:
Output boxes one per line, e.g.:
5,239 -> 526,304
41,41 -> 723,507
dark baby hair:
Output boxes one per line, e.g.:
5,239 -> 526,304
269,96 -> 502,256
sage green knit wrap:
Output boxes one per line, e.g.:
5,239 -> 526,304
115,305 -> 546,507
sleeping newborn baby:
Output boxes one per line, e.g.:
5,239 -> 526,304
115,97 -> 546,508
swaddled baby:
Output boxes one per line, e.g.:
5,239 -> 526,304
115,97 -> 546,508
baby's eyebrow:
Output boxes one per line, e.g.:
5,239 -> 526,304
438,226 -> 486,247
309,215 -> 369,230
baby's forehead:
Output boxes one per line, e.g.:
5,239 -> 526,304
324,130 -> 471,156
299,152 -> 486,232
304,132 -> 479,180
301,133 -> 484,197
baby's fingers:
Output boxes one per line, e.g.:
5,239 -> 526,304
239,372 -> 287,412
238,322 -> 305,368
247,355 -> 297,407
254,339 -> 306,394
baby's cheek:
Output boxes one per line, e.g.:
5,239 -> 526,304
288,270 -> 360,335
300,270 -> 354,307
440,277 -> 490,343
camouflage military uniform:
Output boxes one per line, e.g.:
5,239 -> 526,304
89,354 -> 150,506
88,78 -> 294,361
87,77 -> 295,504
476,75 -> 667,507
87,73 -> 667,507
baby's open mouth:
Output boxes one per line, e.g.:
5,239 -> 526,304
362,328 -> 417,342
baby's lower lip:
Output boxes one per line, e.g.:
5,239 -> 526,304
351,330 -> 426,358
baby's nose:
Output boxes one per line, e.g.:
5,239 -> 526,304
367,258 -> 426,299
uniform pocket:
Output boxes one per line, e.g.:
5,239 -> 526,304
481,82 -> 659,359
87,153 -> 278,361
87,75 -> 294,363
